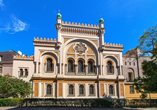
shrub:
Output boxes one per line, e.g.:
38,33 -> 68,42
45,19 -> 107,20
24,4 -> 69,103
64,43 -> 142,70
0,76 -> 32,98
0,98 -> 24,107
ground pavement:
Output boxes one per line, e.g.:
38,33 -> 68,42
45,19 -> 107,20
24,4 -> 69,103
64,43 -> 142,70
0,107 -> 157,110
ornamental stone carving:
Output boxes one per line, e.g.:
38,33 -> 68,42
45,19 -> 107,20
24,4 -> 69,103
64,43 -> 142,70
74,42 -> 87,54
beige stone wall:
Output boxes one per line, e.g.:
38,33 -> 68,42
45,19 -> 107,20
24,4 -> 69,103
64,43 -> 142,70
2,64 -> 13,76
13,60 -> 34,82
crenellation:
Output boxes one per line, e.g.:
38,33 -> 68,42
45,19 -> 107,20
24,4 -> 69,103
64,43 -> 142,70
34,37 -> 57,42
104,42 -> 123,47
62,20 -> 99,29
14,55 -> 34,60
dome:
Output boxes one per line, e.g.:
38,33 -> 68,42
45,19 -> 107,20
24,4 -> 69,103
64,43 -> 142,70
99,18 -> 104,23
57,12 -> 62,19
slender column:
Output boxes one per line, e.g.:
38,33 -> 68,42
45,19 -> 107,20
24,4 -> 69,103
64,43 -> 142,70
85,65 -> 88,75
116,66 -> 120,99
65,64 -> 67,75
34,62 -> 36,73
36,61 -> 39,74
38,82 -> 41,97
38,62 -> 40,73
96,66 -> 100,98
75,65 -> 78,75
55,64 -> 58,75
115,84 -> 117,97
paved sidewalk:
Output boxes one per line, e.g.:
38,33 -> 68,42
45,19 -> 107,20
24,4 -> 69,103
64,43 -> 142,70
0,107 -> 157,110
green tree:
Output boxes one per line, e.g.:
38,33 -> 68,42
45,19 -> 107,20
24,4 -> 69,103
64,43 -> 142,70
135,25 -> 157,99
0,76 -> 32,98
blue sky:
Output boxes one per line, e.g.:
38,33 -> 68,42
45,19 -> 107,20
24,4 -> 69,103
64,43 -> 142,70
0,0 -> 157,55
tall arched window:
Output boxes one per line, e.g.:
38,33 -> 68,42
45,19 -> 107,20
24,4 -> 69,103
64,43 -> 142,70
46,58 -> 54,72
20,69 -> 23,77
88,60 -> 94,73
79,85 -> 85,95
46,84 -> 52,95
68,59 -> 75,72
78,59 -> 84,73
25,69 -> 28,77
107,61 -> 114,74
109,85 -> 114,96
89,85 -> 95,95
69,84 -> 74,95
128,72 -> 134,82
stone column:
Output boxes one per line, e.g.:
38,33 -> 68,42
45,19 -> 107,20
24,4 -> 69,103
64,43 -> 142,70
38,82 -> 42,97
75,65 -> 78,75
34,62 -> 36,73
38,62 -> 40,73
114,84 -> 117,97
65,64 -> 67,75
85,65 -> 88,75
36,61 -> 38,74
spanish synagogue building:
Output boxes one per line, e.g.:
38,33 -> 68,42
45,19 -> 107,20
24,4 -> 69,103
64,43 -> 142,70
1,13 -> 157,99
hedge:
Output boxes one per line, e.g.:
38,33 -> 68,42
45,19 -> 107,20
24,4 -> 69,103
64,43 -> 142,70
0,98 -> 24,107
20,98 -> 115,107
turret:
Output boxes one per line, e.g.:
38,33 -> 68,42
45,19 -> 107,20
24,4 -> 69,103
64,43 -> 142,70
99,18 -> 104,28
56,12 -> 62,43
56,12 -> 62,24
98,18 -> 105,46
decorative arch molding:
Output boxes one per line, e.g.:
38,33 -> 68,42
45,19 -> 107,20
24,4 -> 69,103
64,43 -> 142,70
40,51 -> 58,63
127,68 -> 135,81
128,68 -> 135,73
66,57 -> 75,64
62,38 -> 99,65
104,55 -> 119,67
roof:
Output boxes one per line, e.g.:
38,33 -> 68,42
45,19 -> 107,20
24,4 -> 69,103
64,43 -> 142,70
123,48 -> 137,58
0,50 -> 18,64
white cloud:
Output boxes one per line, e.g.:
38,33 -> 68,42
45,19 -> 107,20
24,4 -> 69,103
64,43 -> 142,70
0,0 -> 4,9
11,16 -> 28,33
0,15 -> 28,34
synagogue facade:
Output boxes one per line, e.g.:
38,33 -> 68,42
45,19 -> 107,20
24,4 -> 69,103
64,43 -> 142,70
8,13 -> 157,99
13,13 -> 125,99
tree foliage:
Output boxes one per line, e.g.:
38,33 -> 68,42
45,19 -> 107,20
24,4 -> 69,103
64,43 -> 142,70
0,76 -> 32,98
138,25 -> 157,56
135,25 -> 157,98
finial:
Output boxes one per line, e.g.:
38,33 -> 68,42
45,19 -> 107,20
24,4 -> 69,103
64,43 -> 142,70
57,11 -> 62,19
99,18 -> 104,24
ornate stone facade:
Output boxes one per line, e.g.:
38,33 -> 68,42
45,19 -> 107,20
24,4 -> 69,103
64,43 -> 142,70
27,13 -> 124,99
10,13 -> 157,99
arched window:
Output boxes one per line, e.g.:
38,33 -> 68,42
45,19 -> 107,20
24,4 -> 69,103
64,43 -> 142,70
69,84 -> 74,95
109,85 -> 114,96
130,85 -> 134,93
79,85 -> 85,95
68,59 -> 75,72
107,61 -> 114,74
20,69 -> 23,77
128,72 -> 134,82
46,58 -> 54,72
89,85 -> 95,95
46,84 -> 52,95
88,60 -> 94,73
78,59 -> 84,73
25,69 -> 28,77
